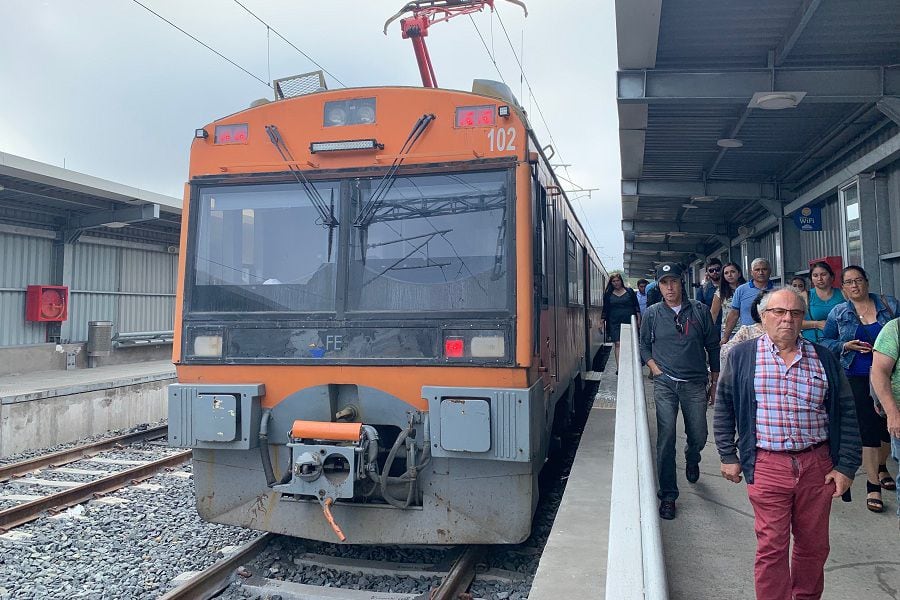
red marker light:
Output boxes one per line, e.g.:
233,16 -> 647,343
214,124 -> 249,144
444,338 -> 464,358
455,105 -> 496,128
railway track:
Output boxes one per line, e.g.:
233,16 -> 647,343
161,540 -> 493,600
0,424 -> 169,482
0,426 -> 191,532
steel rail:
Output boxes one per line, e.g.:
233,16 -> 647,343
0,425 -> 169,482
158,533 -> 274,600
428,545 -> 482,600
0,449 -> 191,531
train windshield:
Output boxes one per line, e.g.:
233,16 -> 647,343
191,181 -> 340,312
189,169 -> 510,314
349,170 -> 509,312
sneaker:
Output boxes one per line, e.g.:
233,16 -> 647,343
659,500 -> 676,520
686,462 -> 700,484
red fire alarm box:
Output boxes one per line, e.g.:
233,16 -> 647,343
25,285 -> 69,322
809,256 -> 843,288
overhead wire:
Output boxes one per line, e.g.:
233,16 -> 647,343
232,0 -> 347,88
129,0 -> 272,90
468,15 -> 509,86
488,9 -> 605,253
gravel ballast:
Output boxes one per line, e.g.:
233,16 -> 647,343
0,450 -> 256,599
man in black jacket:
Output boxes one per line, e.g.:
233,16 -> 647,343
715,287 -> 861,600
640,262 -> 720,520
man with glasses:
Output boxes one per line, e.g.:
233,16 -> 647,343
697,258 -> 723,331
722,257 -> 774,342
715,287 -> 861,599
640,262 -> 720,520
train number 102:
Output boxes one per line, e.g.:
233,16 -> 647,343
487,127 -> 517,152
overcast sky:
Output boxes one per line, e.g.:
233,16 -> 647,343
0,0 -> 623,269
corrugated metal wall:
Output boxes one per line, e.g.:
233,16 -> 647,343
755,227 -> 781,279
0,229 -> 177,347
799,195 -> 843,263
67,243 -> 177,342
886,163 -> 900,296
0,232 -> 54,345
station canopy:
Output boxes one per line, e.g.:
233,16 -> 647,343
0,152 -> 181,247
617,0 -> 900,276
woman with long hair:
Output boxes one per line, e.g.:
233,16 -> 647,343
822,265 -> 898,513
710,262 -> 746,344
801,261 -> 844,343
602,272 -> 640,369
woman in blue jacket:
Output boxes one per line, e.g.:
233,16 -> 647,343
822,265 -> 898,512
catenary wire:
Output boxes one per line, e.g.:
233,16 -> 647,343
489,9 -> 604,252
130,0 -> 272,90
232,0 -> 347,87
468,15 -> 509,86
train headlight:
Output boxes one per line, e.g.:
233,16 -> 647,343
193,335 -> 223,358
324,105 -> 348,127
442,329 -> 509,361
470,335 -> 505,358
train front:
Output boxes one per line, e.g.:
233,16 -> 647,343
169,82 -> 542,544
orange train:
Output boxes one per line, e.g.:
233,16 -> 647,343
168,75 -> 608,544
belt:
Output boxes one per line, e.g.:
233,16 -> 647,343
782,440 -> 828,454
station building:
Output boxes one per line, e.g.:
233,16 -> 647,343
0,152 -> 181,375
0,152 -> 182,454
617,0 -> 900,294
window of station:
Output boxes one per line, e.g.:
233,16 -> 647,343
840,181 -> 862,266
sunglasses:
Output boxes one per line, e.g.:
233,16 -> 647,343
707,267 -> 721,273
674,314 -> 690,335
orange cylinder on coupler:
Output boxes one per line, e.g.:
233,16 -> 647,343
290,420 -> 362,442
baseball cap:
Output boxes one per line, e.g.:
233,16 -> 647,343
655,262 -> 684,282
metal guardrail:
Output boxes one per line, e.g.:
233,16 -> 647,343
112,330 -> 174,348
605,317 -> 668,599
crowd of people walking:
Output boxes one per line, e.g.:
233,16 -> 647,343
603,255 -> 900,599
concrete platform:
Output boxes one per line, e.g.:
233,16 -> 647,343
647,375 -> 900,600
0,360 -> 174,455
528,359 -> 617,600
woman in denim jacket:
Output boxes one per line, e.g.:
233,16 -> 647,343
822,265 -> 899,512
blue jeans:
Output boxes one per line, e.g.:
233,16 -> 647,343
654,375 -> 709,501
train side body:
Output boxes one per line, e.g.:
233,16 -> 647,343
169,85 -> 606,544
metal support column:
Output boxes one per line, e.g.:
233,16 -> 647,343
49,237 -> 75,343
857,175 -> 883,293
873,174 -> 895,296
781,216 -> 804,277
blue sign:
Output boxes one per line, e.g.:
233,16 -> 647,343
794,206 -> 822,231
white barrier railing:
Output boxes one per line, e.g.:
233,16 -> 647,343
605,317 -> 668,599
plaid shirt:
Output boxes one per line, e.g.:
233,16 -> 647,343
754,334 -> 829,451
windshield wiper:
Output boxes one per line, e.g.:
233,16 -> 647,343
353,113 -> 435,228
265,124 -> 338,260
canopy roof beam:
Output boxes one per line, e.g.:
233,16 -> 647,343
774,0 -> 824,67
618,66 -> 900,104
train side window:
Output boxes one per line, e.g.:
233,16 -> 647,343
576,244 -> 584,304
589,261 -> 602,306
539,189 -> 549,305
566,229 -> 582,306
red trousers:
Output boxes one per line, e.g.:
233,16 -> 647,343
747,445 -> 835,600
